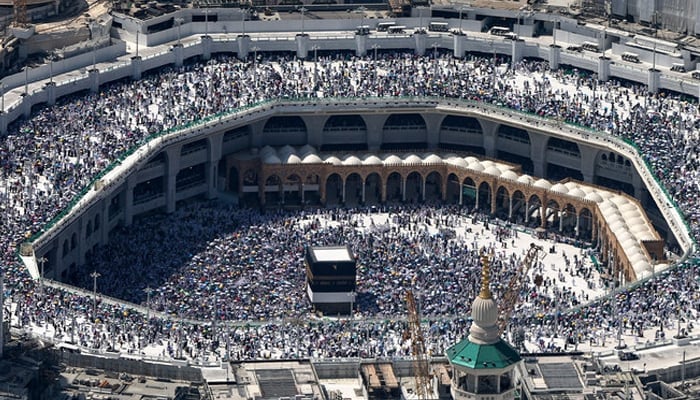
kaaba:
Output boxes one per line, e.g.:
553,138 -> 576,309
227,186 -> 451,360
305,245 -> 357,315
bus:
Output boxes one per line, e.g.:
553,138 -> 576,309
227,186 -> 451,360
355,25 -> 370,35
621,52 -> 640,63
582,41 -> 599,52
377,21 -> 396,32
388,25 -> 407,34
429,21 -> 449,32
489,26 -> 511,36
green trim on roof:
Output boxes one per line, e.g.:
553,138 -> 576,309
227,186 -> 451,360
446,338 -> 522,370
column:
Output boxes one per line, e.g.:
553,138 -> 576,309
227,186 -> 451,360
0,112 -> 7,135
474,187 -> 479,210
459,185 -> 463,206
207,134 -> 223,199
131,56 -> 143,81
101,198 -> 110,245
511,38 -> 524,67
401,177 -> 406,202
508,196 -> 513,220
597,56 -> 611,82
548,44 -> 561,71
355,33 -> 367,57
414,31 -> 427,56
88,68 -> 100,93
453,33 -> 466,59
319,176 -> 327,205
540,203 -> 546,228
172,43 -> 184,68
296,34 -> 310,59
647,68 -> 661,94
125,176 -> 136,226
201,35 -> 213,61
559,210 -> 563,231
165,147 -> 181,214
341,178 -> 346,203
575,212 -> 580,237
301,183 -> 305,205
361,179 -> 366,203
423,113 -> 442,149
237,35 -> 251,60
45,82 -> 56,106
22,94 -> 31,119
524,199 -> 529,223
421,178 -> 426,202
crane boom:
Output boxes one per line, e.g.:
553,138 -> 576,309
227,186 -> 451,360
406,290 -> 432,400
497,243 -> 543,335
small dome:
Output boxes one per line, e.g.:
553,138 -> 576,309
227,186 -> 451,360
464,156 -> 480,164
302,154 -> 323,164
325,156 -> 342,166
484,166 -> 502,176
469,162 -> 485,172
564,181 -> 579,189
585,192 -> 603,202
383,155 -> 402,164
343,155 -> 362,166
501,170 -> 518,180
471,296 -> 499,326
568,188 -> 586,198
550,183 -> 569,194
423,154 -> 442,164
517,175 -> 534,184
448,157 -> 469,168
362,155 -> 383,165
263,154 -> 281,164
481,160 -> 495,168
404,154 -> 422,165
285,154 -> 302,164
533,179 -> 552,189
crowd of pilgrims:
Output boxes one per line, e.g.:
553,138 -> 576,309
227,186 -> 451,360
2,51 -> 700,360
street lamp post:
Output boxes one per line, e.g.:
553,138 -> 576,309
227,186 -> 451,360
90,271 -> 101,323
48,56 -> 54,85
432,42 -> 438,59
204,8 -> 209,37
357,6 -> 366,30
38,256 -> 47,297
24,66 -> 29,96
312,44 -> 320,79
241,7 -> 246,36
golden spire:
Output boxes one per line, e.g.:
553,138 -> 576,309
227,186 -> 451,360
479,252 -> 492,299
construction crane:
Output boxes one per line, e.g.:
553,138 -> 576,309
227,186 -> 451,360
406,290 -> 432,400
497,243 -> 544,335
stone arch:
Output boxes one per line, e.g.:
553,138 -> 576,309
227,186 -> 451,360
495,186 -> 510,219
578,207 -> 594,241
561,203 -> 577,235
462,177 -> 477,209
386,172 -> 403,202
284,173 -> 303,205
510,190 -> 526,223
545,199 -> 561,230
345,172 -> 363,205
325,173 -> 343,205
425,171 -> 442,202
446,173 -> 461,204
365,172 -> 382,205
477,181 -> 491,213
526,194 -> 542,227
405,171 -> 423,203
321,115 -> 368,151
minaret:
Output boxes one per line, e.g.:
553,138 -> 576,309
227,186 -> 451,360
446,254 -> 522,400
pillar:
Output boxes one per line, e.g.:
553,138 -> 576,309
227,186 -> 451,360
125,176 -> 136,226
421,178 -> 426,202
597,56 -> 611,82
0,113 -> 7,136
341,178 -> 346,203
45,82 -> 56,106
423,113 -> 442,149
207,134 -> 223,199
548,45 -> 561,71
355,33 -> 367,57
361,179 -> 366,203
647,68 -> 661,94
165,147 -> 181,214
453,33 -> 466,59
296,34 -> 310,59
101,198 -> 110,245
575,212 -> 580,237
201,35 -> 212,61
172,44 -> 184,68
540,203 -> 546,228
89,68 -> 100,93
401,177 -> 406,202
511,39 -> 524,67
21,93 -> 31,119
131,56 -> 143,81
508,196 -> 513,220
559,210 -> 563,231
237,35 -> 251,60
414,31 -> 427,56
